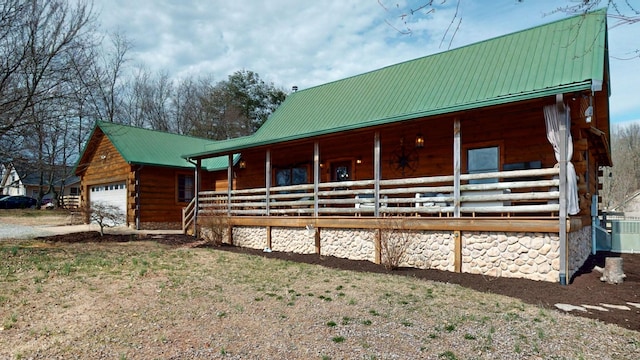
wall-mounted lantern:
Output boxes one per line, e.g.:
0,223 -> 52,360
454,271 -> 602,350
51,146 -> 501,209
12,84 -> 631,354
415,134 -> 425,149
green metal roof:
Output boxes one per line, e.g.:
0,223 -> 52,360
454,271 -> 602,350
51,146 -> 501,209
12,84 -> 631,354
187,9 -> 608,159
88,121 -> 235,171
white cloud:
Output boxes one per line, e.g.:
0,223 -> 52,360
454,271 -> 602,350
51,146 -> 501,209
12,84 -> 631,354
95,0 -> 640,124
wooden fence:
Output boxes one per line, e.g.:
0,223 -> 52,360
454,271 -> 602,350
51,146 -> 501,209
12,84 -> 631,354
60,195 -> 80,209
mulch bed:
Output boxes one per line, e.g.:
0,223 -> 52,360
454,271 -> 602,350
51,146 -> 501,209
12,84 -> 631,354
42,231 -> 640,331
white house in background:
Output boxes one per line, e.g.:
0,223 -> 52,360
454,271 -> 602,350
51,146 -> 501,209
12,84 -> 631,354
0,162 -> 80,206
0,163 -> 23,196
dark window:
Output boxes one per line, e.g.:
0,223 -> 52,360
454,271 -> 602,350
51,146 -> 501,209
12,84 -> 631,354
275,167 -> 308,187
70,187 -> 79,196
178,174 -> 194,202
468,146 -> 499,184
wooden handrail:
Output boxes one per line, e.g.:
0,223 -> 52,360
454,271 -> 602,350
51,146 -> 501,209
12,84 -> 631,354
195,168 -> 561,218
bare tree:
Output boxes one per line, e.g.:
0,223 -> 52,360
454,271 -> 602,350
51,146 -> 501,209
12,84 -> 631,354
172,75 -> 206,135
603,123 -> 640,209
378,0 -> 462,48
0,0 -> 97,139
70,31 -> 131,124
190,70 -> 287,140
119,69 -> 287,140
380,1 -> 640,53
82,201 -> 124,236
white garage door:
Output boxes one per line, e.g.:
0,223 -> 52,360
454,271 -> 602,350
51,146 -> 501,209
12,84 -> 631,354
90,182 -> 127,223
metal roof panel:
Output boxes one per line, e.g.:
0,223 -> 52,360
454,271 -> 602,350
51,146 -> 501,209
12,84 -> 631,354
187,9 -> 608,159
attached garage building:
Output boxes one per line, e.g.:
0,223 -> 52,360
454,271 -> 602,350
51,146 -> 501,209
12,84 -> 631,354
75,122 -> 235,230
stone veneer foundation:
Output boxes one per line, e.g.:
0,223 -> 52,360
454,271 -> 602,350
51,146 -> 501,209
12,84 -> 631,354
461,232 -> 559,282
213,225 -> 592,283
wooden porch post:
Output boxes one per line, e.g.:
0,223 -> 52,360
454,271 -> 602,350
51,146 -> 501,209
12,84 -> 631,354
374,131 -> 381,217
226,155 -> 233,244
557,94 -> 568,285
227,154 -> 232,217
194,159 -> 201,237
314,141 -> 320,217
453,118 -> 461,218
454,230 -> 462,272
266,225 -> 272,249
266,149 -> 271,216
374,228 -> 381,264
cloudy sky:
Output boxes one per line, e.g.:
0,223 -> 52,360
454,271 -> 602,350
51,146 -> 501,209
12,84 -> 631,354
96,0 -> 640,126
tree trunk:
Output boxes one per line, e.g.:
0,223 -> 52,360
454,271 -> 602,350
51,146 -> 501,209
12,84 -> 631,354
594,257 -> 626,284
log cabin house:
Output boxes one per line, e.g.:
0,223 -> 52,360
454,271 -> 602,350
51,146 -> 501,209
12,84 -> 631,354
75,121 -> 235,230
184,10 -> 612,283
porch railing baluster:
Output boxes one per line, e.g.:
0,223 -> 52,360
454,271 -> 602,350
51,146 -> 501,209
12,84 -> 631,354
190,167 -> 561,219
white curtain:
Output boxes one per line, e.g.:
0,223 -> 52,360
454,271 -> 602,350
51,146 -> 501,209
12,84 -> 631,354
544,104 -> 579,215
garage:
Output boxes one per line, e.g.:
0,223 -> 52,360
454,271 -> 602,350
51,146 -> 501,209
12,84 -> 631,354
89,182 -> 127,223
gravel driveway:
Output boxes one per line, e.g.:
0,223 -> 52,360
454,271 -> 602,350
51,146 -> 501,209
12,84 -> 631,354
0,222 -> 56,239
0,215 -> 182,240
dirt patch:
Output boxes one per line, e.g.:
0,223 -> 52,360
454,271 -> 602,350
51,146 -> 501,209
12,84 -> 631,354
43,231 -> 640,331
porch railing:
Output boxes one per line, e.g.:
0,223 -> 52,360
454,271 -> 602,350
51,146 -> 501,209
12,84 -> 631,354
194,168 -> 560,218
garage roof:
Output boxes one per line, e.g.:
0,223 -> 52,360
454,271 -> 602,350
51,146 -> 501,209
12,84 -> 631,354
79,121 -> 236,171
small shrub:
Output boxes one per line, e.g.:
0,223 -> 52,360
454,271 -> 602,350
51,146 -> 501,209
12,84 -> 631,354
81,202 -> 125,236
200,214 -> 229,246
378,218 -> 413,270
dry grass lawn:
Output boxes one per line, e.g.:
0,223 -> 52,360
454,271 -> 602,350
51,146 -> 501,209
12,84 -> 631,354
1,237 -> 638,360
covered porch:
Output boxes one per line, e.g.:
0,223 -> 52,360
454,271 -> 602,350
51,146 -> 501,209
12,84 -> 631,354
182,103 -> 586,284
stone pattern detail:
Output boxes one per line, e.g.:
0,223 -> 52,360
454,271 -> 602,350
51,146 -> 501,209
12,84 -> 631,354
568,226 -> 592,279
232,227 -> 266,249
401,231 -> 455,271
320,229 -> 375,262
461,232 -> 560,282
271,227 -> 316,254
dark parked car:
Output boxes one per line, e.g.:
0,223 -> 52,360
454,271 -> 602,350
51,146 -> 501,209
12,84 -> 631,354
0,195 -> 37,209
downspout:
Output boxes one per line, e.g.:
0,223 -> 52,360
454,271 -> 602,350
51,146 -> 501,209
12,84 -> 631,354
266,150 -> 271,216
313,142 -> 320,217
